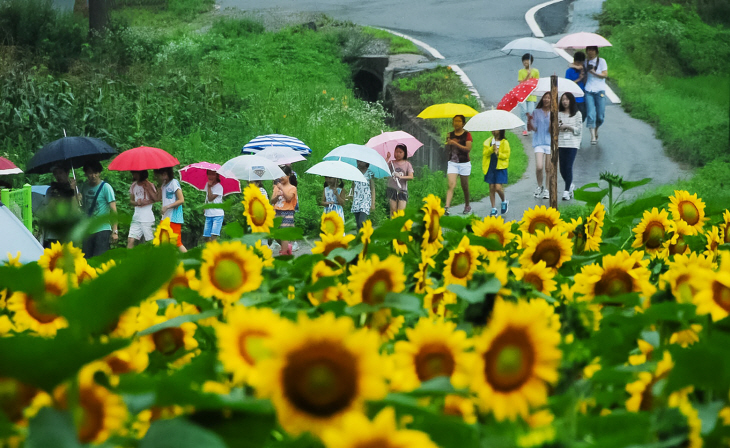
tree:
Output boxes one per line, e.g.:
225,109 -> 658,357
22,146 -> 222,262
88,0 -> 110,33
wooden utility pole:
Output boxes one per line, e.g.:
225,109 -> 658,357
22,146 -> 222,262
548,75 -> 559,209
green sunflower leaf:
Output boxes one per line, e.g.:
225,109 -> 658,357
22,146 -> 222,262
0,262 -> 44,296
620,177 -> 652,192
447,278 -> 502,304
222,221 -> 244,238
140,418 -> 228,448
137,310 -> 220,336
26,408 -> 82,448
615,193 -> 668,218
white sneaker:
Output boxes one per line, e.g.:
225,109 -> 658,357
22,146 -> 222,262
562,191 -> 571,201
533,186 -> 543,198
570,183 -> 575,197
292,242 -> 299,252
542,188 -> 550,199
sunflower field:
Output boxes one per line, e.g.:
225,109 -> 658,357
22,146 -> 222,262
2,183 -> 730,448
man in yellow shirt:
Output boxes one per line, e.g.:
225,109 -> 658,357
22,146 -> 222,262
518,53 -> 540,136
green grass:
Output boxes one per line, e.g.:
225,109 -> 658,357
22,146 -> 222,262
362,27 -> 421,55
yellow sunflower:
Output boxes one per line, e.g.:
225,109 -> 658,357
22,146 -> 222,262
3,252 -> 21,267
481,251 -> 512,297
421,194 -> 445,253
413,253 -> 436,294
512,261 -> 557,296
628,339 -> 655,366
320,407 -> 439,448
253,240 -> 274,268
693,251 -> 730,321
153,218 -> 178,246
6,269 -> 69,337
242,183 -> 275,233
472,216 -> 515,253
199,241 -> 263,303
37,241 -> 84,273
359,219 -> 374,256
632,208 -> 673,256
366,308 -> 405,343
574,251 -> 655,306
665,219 -> 693,257
391,318 -> 472,392
311,233 -> 357,259
251,313 -> 387,437
518,409 -> 557,448
104,340 -> 149,376
670,324 -> 703,347
470,298 -> 562,422
676,399 -> 703,448
443,236 -> 480,286
54,382 -> 127,445
423,286 -> 457,318
519,227 -> 573,272
443,394 -> 477,424
721,209 -> 730,244
321,210 -> 345,237
216,305 -> 290,385
391,210 -> 414,256
74,258 -> 98,284
151,262 -> 201,301
585,202 -> 606,252
0,378 -> 42,425
519,206 -> 563,236
307,260 -> 345,306
668,190 -> 706,235
131,405 -> 188,439
139,302 -> 200,367
347,255 -> 406,306
661,254 -> 713,304
705,226 -> 722,263
0,314 -> 15,336
625,350 -> 674,412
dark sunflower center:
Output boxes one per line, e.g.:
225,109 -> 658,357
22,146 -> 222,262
355,439 -> 395,448
483,328 -> 535,392
523,273 -> 544,292
678,201 -> 700,225
586,219 -> 598,237
712,281 -> 730,313
160,229 -> 172,243
106,356 -> 132,375
167,276 -> 190,298
362,270 -> 393,305
595,268 -> 634,298
669,235 -> 687,255
642,222 -> 665,249
152,328 -> 185,355
25,295 -> 58,324
210,257 -> 245,293
451,252 -> 472,279
250,199 -> 268,226
531,240 -> 561,268
430,293 -> 444,313
528,218 -> 553,234
324,241 -> 348,257
237,330 -> 269,365
0,379 -> 37,423
78,388 -> 105,443
414,343 -> 456,382
282,342 -> 358,418
484,230 -> 504,246
724,224 -> 730,244
428,211 -> 441,243
322,218 -> 338,235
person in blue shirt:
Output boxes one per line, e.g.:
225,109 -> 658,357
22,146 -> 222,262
565,51 -> 587,123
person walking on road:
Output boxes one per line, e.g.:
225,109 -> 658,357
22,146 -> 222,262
584,46 -> 608,144
528,93 -> 552,200
518,54 -> 540,136
565,51 -> 587,122
351,160 -> 375,231
558,93 -> 583,201
387,144 -> 413,217
482,129 -> 511,216
444,115 -> 473,215
73,161 -> 118,258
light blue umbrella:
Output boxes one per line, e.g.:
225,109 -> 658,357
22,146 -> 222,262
322,144 -> 390,179
242,134 -> 312,156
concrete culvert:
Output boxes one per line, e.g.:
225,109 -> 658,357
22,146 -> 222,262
353,70 -> 383,102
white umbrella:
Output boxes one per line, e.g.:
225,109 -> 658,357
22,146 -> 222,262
0,203 -> 43,264
219,155 -> 285,181
554,32 -> 612,49
257,146 -> 307,166
501,37 -> 558,58
464,110 -> 525,132
323,144 -> 390,179
532,77 -> 584,98
306,161 -> 367,183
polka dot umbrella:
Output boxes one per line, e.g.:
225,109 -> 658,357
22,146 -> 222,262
497,78 -> 539,112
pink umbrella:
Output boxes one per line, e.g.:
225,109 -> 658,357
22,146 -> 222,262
366,131 -> 423,163
0,157 -> 23,175
555,32 -> 612,49
180,162 -> 241,196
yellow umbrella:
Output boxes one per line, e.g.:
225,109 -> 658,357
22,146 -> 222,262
417,103 -> 480,119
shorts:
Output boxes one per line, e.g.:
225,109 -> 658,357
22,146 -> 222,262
275,210 -> 295,227
386,187 -> 408,202
170,222 -> 183,247
129,221 -> 155,241
203,216 -> 224,237
534,145 -> 551,154
447,161 -> 472,176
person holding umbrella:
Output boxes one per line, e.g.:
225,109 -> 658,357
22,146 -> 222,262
351,160 -> 375,230
71,161 -> 118,258
444,115 -> 472,215
271,166 -> 298,256
565,51 -> 587,122
154,167 -> 187,253
127,170 -> 157,248
203,170 -> 225,243
584,46 -> 608,144
518,54 -> 540,136
387,144 -> 414,216
482,130 -> 511,216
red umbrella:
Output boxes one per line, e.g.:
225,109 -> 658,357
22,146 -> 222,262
180,162 -> 241,196
108,146 -> 179,171
497,78 -> 539,112
0,157 -> 23,175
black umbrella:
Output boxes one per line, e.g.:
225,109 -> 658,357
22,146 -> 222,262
25,136 -> 117,174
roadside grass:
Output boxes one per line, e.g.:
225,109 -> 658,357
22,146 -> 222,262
362,26 -> 421,55
393,66 -> 529,209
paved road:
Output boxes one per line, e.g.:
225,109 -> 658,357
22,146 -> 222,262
217,0 -> 689,220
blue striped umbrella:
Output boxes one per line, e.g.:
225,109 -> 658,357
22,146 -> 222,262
241,134 -> 312,156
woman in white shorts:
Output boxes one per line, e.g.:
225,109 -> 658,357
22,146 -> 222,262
528,93 -> 552,200
444,114 -> 473,215
127,170 -> 157,248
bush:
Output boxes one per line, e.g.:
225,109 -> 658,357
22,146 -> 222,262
209,17 -> 265,38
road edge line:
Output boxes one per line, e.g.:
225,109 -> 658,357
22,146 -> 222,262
371,27 -> 445,60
